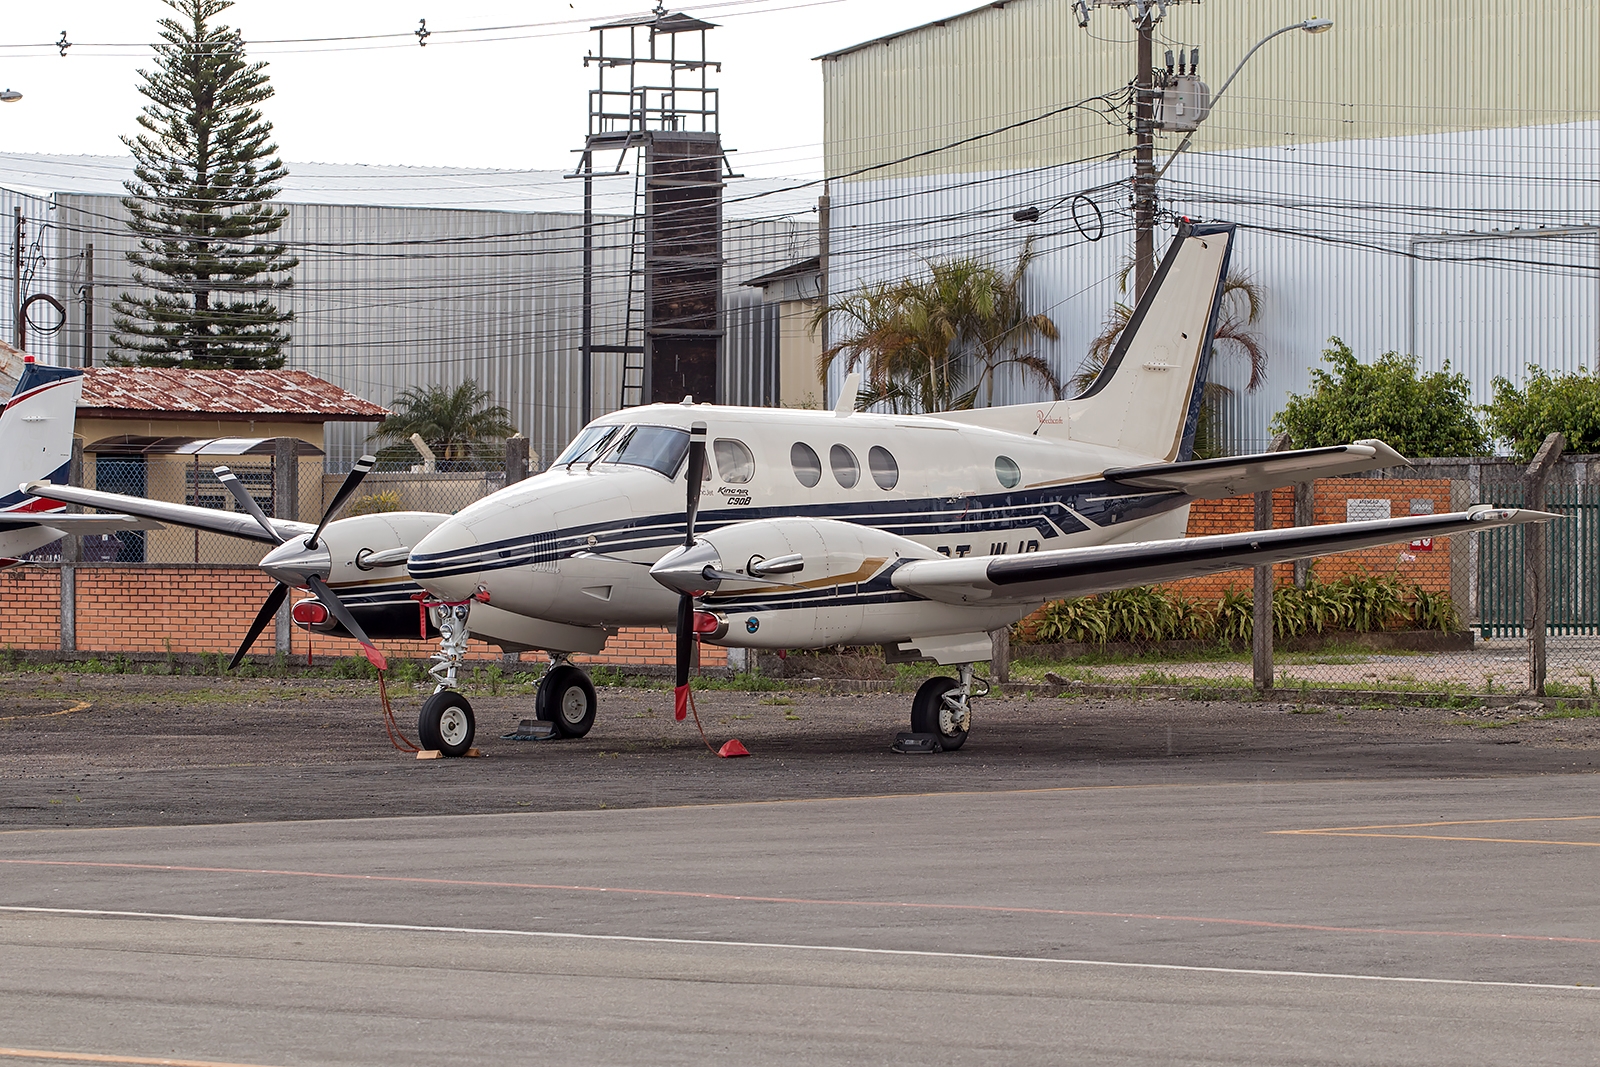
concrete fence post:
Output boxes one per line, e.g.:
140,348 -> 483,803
506,435 -> 531,485
1291,481 -> 1314,588
59,438 -> 83,652
1523,432 -> 1565,695
1253,433 -> 1293,692
990,627 -> 1010,684
274,438 -> 300,655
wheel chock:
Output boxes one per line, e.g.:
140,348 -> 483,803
501,719 -> 558,741
717,739 -> 750,758
891,732 -> 941,754
416,749 -> 443,760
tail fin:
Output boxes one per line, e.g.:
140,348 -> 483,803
0,361 -> 85,513
933,222 -> 1235,462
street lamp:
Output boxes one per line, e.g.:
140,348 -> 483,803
0,89 -> 22,103
1154,18 -> 1334,181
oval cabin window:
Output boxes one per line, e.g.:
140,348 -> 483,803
830,444 -> 860,489
790,442 -> 822,488
995,455 -> 1022,488
868,446 -> 899,490
714,438 -> 755,484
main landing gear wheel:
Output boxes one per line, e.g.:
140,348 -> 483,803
418,690 -> 475,757
536,664 -> 597,739
910,676 -> 970,751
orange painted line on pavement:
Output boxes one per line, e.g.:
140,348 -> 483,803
1273,815 -> 1600,848
0,701 -> 92,722
1277,816 -> 1600,834
4,858 -> 1599,946
0,1048 -> 287,1067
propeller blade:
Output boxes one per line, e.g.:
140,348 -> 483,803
308,455 -> 376,549
305,573 -> 388,671
673,593 -> 694,721
674,423 -> 709,721
683,423 -> 706,547
229,582 -> 288,671
214,466 -> 284,545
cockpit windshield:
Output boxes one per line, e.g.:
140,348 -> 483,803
555,424 -> 620,467
599,425 -> 691,477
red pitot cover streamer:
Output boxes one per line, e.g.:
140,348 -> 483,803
673,684 -> 690,721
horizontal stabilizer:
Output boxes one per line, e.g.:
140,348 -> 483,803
1103,440 -> 1407,500
23,481 -> 314,544
892,506 -> 1556,605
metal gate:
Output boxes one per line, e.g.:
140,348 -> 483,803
1477,483 -> 1600,637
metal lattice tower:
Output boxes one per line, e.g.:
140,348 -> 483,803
571,7 -> 735,420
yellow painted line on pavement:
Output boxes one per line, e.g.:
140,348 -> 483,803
1273,815 -> 1600,848
0,1048 -> 287,1067
0,701 -> 91,722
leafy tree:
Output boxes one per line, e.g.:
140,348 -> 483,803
1270,339 -> 1488,458
111,0 -> 296,369
815,244 -> 1060,413
1072,268 -> 1267,459
370,382 -> 515,471
1484,366 -> 1600,461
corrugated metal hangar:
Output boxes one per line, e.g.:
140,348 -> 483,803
0,155 -> 816,471
819,0 -> 1599,452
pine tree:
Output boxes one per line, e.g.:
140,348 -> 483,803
111,0 -> 296,369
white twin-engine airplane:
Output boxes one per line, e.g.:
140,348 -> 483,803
28,222 -> 1554,756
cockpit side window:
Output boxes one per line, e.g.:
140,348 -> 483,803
555,425 -> 619,467
714,439 -> 755,484
599,425 -> 691,477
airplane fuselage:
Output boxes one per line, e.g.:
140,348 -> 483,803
401,402 -> 1195,648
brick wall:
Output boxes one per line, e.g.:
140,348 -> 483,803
1,480 -> 1458,662
0,563 -> 726,668
0,568 -> 61,650
1161,478 -> 1455,602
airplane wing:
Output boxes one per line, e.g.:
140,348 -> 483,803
891,506 -> 1554,605
1102,440 -> 1408,500
0,513 -> 163,534
21,481 -> 314,545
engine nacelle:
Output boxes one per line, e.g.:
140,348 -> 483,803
658,518 -> 1012,650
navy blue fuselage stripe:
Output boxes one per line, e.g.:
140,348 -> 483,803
407,480 -> 1188,580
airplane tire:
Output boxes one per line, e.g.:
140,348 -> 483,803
537,665 -> 598,739
417,690 -> 475,757
910,676 -> 968,751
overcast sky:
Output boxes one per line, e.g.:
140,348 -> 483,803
0,0 -> 948,178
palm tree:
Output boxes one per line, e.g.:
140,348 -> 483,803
369,381 -> 515,471
1072,268 -> 1267,458
814,244 -> 1061,414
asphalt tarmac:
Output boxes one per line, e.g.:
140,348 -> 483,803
2,676 -> 1598,1064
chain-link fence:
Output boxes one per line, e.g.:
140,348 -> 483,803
26,447 -> 511,565
1007,454 -> 1598,702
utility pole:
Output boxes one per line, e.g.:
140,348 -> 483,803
11,207 -> 21,349
80,243 -> 94,367
818,184 -> 830,369
1132,10 -> 1156,301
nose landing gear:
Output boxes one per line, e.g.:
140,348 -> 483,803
417,601 -> 476,757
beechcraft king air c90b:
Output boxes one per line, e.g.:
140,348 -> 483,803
27,223 -> 1555,755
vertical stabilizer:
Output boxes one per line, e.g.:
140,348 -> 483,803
1062,222 -> 1234,460
0,362 -> 85,513
930,222 -> 1234,460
